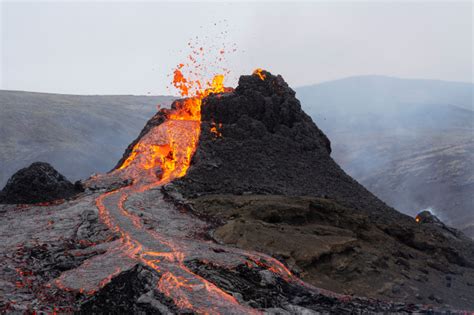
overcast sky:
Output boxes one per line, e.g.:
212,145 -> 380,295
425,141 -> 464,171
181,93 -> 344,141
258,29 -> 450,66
1,1 -> 472,95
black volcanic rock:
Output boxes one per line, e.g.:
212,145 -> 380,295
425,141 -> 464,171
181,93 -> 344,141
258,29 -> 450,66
0,162 -> 82,204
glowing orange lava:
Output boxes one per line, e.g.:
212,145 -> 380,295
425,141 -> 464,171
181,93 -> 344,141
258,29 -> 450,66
210,122 -> 223,138
253,68 -> 266,81
117,66 -> 225,183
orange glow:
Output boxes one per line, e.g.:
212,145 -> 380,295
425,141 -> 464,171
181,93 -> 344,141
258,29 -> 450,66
253,68 -> 266,80
157,273 -> 194,310
415,216 -> 421,223
210,122 -> 223,138
117,66 -> 227,183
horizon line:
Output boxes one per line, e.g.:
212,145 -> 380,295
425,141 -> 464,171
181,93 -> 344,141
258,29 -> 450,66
1,74 -> 472,97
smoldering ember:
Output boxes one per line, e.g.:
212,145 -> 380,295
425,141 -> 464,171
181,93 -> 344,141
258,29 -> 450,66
1,70 -> 473,314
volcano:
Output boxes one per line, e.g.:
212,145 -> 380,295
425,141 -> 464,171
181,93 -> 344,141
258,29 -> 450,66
0,70 -> 473,313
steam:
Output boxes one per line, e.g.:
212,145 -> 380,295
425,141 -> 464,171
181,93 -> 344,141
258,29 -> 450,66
295,76 -> 474,228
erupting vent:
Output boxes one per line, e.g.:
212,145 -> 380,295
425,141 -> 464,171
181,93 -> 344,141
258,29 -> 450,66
51,48 -> 299,312
116,67 -> 226,184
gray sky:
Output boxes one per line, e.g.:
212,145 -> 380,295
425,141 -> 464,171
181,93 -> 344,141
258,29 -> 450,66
1,1 -> 472,95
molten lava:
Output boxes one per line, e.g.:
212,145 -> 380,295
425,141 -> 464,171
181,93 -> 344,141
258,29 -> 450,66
210,122 -> 223,138
253,68 -> 266,81
117,66 -> 225,183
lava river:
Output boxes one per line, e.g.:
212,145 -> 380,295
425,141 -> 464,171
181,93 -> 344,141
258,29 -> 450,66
52,68 -> 301,314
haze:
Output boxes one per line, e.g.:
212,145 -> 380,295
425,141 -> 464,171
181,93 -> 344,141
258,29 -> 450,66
1,1 -> 472,95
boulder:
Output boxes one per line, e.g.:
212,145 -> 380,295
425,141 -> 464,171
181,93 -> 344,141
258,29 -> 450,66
0,162 -> 83,204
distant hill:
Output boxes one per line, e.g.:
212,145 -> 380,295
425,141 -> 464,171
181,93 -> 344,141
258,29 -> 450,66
295,76 -> 473,233
0,90 -> 174,187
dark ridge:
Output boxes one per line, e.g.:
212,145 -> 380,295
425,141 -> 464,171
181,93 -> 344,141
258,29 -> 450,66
186,259 -> 429,313
78,265 -> 178,314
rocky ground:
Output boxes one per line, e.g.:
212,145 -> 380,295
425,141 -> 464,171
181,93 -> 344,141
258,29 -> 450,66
0,184 -> 435,313
187,194 -> 474,309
